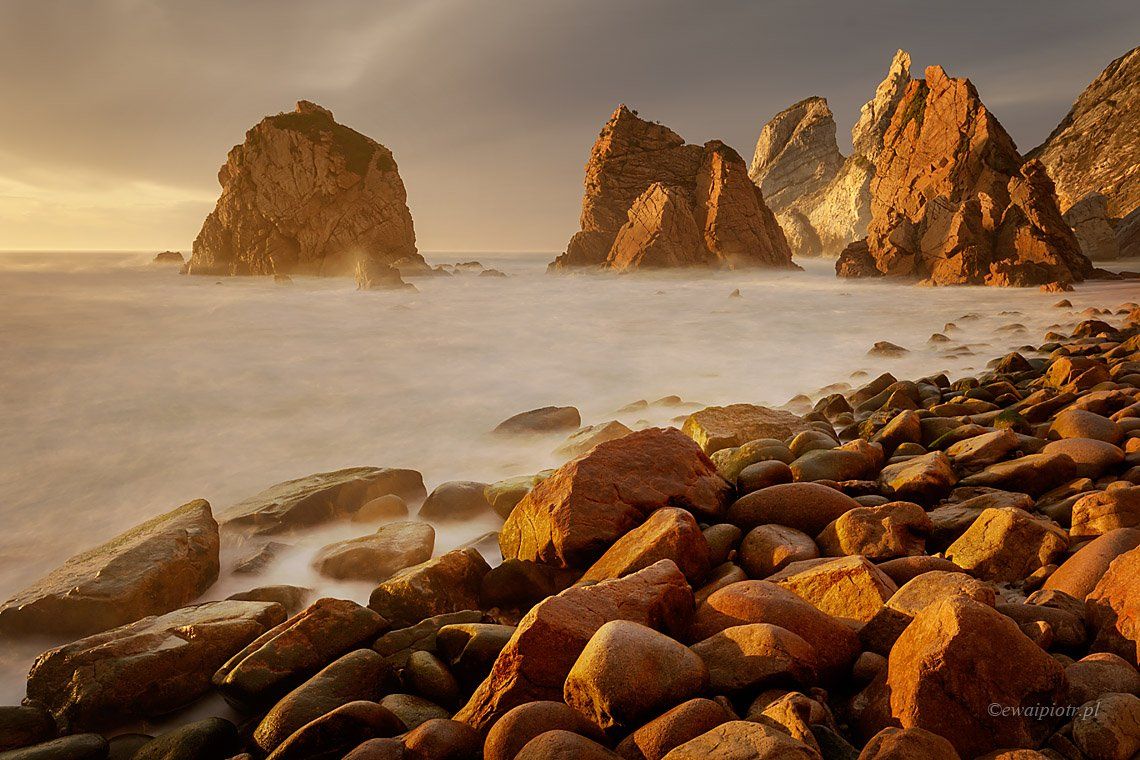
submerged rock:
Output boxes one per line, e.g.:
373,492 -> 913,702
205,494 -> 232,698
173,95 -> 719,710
218,467 -> 426,534
187,100 -> 422,276
0,500 -> 219,638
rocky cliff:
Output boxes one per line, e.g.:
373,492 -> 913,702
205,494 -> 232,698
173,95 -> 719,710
550,106 -> 794,271
1029,45 -> 1140,218
836,64 -> 1092,288
748,51 -> 911,257
187,101 -> 423,276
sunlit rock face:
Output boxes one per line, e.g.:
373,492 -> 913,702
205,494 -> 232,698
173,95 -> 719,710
836,63 -> 1092,288
749,50 -> 911,257
1029,45 -> 1140,218
550,105 -> 794,271
187,100 -> 422,276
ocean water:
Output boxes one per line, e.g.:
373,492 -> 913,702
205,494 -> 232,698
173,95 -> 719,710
0,249 -> 1137,704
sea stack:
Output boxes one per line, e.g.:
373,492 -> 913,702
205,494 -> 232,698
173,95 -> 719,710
549,106 -> 795,272
835,64 -> 1092,288
749,50 -> 912,257
186,101 -> 424,277
1029,45 -> 1140,218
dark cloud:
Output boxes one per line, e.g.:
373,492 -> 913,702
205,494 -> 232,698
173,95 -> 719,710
0,0 -> 1136,251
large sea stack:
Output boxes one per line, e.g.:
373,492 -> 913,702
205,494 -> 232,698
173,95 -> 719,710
1029,45 -> 1140,218
835,64 -> 1092,288
186,101 -> 424,277
749,50 -> 912,258
549,106 -> 795,272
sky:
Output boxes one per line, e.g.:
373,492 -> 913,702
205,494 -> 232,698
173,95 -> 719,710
0,0 -> 1137,254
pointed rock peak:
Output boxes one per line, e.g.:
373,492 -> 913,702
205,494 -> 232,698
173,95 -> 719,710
295,100 -> 334,119
852,49 -> 915,161
749,95 -> 844,212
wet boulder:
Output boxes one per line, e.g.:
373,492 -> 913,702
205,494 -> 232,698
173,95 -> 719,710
944,507 -> 1068,583
313,522 -> 435,582
368,548 -> 490,628
500,428 -> 730,569
682,404 -> 812,455
816,501 -> 932,560
0,500 -> 219,638
26,600 -> 285,731
579,507 -> 711,584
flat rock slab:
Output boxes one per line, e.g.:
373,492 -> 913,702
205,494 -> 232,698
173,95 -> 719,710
0,500 -> 219,638
218,467 -> 426,535
682,404 -> 812,455
26,599 -> 285,732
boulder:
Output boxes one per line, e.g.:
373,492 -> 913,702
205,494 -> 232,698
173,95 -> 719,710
579,507 -> 711,584
0,706 -> 55,753
418,481 -> 493,522
861,570 -> 995,654
691,622 -> 817,692
454,560 -> 693,733
958,453 -> 1080,496
682,405 -> 812,455
687,580 -> 860,678
550,106 -> 793,271
253,649 -> 395,754
767,556 -> 898,626
483,701 -> 602,760
313,521 -> 434,582
727,482 -> 861,534
945,429 -> 1021,468
368,548 -> 490,628
132,718 -> 240,760
857,727 -> 960,760
1041,438 -> 1125,479
0,735 -> 108,760
838,64 -> 1090,288
614,698 -> 731,760
659,720 -> 821,759
0,500 -> 219,637
264,700 -> 403,760
1070,692 -> 1140,760
1087,544 -> 1140,662
379,694 -> 449,730
557,421 -> 634,459
187,101 -> 421,276
816,502 -> 931,560
1049,409 -> 1124,444
877,452 -> 957,502
355,260 -> 409,290
372,610 -> 483,668
944,507 -> 1068,582
219,467 -> 426,534
1043,528 -> 1140,599
152,250 -> 184,265
214,597 -> 387,704
493,406 -> 581,435
739,524 -> 820,577
228,584 -> 310,615
886,596 -> 1068,757
564,620 -> 708,733
1065,653 -> 1140,704
515,731 -> 619,760
500,428 -> 729,569
402,718 -> 481,760
1071,487 -> 1140,538
1028,45 -> 1140,217
26,600 -> 285,731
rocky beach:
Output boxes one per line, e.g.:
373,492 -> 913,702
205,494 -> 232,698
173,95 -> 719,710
3,4 -> 1140,758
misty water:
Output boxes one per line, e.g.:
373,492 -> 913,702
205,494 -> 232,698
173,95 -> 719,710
1,249 -> 1138,705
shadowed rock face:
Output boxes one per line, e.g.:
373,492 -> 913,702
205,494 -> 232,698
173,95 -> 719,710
837,64 -> 1092,288
550,106 -> 793,271
187,100 -> 423,277
1029,45 -> 1140,217
748,51 -> 911,258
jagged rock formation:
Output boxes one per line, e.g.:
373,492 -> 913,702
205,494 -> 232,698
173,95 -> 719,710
187,101 -> 423,276
749,51 -> 911,257
1064,193 -> 1120,261
836,64 -> 1092,288
549,106 -> 794,271
1029,45 -> 1140,218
